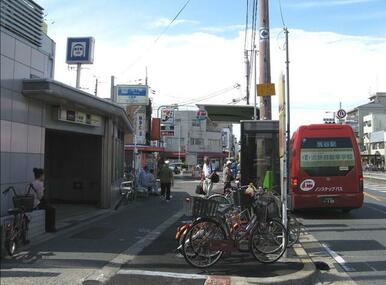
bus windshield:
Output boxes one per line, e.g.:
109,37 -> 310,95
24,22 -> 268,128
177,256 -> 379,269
300,137 -> 355,177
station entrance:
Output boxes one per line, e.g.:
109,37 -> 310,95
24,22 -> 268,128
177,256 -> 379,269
44,129 -> 102,205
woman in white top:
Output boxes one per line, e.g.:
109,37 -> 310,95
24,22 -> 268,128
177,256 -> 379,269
203,156 -> 214,197
32,168 -> 56,232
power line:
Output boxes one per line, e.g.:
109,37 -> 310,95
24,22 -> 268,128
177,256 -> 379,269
278,0 -> 287,27
118,0 -> 192,77
177,84 -> 241,106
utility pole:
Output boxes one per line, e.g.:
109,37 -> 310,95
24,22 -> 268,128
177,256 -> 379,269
245,50 -> 250,105
259,0 -> 272,120
110,75 -> 116,102
94,77 -> 98,96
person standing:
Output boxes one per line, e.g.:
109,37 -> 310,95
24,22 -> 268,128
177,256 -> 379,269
31,168 -> 56,232
223,160 -> 234,193
203,156 -> 214,197
158,160 -> 174,202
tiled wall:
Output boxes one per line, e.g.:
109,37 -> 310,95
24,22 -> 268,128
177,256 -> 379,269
0,29 -> 54,216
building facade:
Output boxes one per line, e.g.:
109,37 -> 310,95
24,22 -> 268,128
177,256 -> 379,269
163,110 -> 231,169
346,92 -> 386,150
1,0 -> 132,216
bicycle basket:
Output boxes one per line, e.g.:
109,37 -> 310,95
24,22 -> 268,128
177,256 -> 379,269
13,194 -> 34,212
253,196 -> 279,222
192,197 -> 219,217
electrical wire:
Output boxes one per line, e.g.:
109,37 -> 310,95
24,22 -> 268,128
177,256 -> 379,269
176,84 -> 241,106
278,0 -> 286,28
117,0 -> 192,76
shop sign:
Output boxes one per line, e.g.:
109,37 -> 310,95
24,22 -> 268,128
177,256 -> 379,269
116,85 -> 149,105
161,108 -> 175,125
66,37 -> 95,64
57,107 -> 101,127
136,112 -> 146,144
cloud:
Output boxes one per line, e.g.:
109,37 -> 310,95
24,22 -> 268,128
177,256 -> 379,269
50,27 -> 386,134
287,0 -> 380,8
200,25 -> 245,34
151,18 -> 199,28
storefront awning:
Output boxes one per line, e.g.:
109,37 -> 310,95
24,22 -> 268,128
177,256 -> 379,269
22,79 -> 133,132
196,104 -> 258,123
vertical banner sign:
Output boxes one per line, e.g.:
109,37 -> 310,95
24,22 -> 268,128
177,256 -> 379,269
278,73 -> 286,158
136,113 -> 146,144
278,73 -> 288,230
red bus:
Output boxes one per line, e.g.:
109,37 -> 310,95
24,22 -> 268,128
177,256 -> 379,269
290,124 -> 363,212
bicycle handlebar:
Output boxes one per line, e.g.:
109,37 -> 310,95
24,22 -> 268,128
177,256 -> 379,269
2,186 -> 17,195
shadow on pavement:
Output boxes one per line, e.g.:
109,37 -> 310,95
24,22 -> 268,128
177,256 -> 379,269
124,219 -> 303,278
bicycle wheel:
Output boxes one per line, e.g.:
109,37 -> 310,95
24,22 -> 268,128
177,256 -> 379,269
287,214 -> 301,247
6,238 -> 17,256
182,217 -> 226,268
249,219 -> 287,263
208,194 -> 230,205
21,215 -> 29,244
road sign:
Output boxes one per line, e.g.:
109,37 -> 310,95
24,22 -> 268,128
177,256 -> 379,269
336,109 -> 347,119
257,83 -> 276,97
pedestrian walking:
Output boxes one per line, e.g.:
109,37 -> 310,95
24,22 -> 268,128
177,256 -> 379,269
158,160 -> 174,202
223,160 -> 234,193
203,156 -> 215,197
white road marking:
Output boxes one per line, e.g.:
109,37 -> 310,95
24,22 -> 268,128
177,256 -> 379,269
321,243 -> 356,272
116,269 -> 208,280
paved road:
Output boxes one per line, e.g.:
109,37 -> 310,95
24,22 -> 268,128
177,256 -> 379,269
1,178 -> 304,285
299,178 -> 386,285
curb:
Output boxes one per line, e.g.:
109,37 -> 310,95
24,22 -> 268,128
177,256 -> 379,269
228,245 -> 317,285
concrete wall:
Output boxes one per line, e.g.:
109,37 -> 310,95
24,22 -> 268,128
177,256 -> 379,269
0,28 -> 55,216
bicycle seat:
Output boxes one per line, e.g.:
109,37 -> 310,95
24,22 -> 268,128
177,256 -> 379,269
8,208 -> 24,215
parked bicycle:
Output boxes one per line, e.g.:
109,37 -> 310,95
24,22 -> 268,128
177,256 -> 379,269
2,186 -> 34,256
114,180 -> 135,210
180,195 -> 288,268
208,185 -> 301,247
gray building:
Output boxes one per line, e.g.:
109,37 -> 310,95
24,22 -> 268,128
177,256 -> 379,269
346,92 -> 386,150
1,0 -> 132,217
164,110 -> 232,169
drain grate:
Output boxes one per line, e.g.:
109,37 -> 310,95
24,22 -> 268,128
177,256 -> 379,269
71,226 -> 115,239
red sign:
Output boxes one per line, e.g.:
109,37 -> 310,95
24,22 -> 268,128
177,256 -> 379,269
196,109 -> 207,121
161,130 -> 174,137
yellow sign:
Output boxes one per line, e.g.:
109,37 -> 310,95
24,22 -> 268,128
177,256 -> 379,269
256,83 -> 276,97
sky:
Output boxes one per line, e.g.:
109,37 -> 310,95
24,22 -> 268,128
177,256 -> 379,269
37,0 -> 386,135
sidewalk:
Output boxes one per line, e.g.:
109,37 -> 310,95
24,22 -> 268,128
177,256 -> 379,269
1,179 -> 318,285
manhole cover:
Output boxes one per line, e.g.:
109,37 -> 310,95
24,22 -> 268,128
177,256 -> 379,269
71,226 -> 115,239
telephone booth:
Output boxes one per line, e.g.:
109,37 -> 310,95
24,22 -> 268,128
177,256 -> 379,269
240,120 -> 280,192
